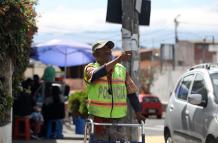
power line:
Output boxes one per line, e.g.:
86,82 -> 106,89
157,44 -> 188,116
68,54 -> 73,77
178,32 -> 202,38
141,35 -> 175,43
140,28 -> 170,35
141,31 -> 174,43
141,31 -> 173,38
179,21 -> 218,27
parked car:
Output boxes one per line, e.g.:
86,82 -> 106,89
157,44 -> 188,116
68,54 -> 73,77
164,63 -> 218,143
141,95 -> 163,119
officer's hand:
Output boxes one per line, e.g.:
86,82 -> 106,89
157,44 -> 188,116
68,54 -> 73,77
119,51 -> 132,61
135,112 -> 146,124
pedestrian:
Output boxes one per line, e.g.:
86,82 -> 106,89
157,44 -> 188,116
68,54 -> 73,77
31,74 -> 41,97
84,40 -> 146,142
43,85 -> 65,120
29,106 -> 44,139
42,86 -> 65,138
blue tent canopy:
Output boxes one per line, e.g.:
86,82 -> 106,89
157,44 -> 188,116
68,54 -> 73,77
31,39 -> 95,67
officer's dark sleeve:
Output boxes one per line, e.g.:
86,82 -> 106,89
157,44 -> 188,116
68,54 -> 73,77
127,93 -> 141,112
90,65 -> 107,82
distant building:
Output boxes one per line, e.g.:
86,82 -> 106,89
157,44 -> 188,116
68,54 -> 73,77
139,48 -> 160,70
175,40 -> 217,66
150,40 -> 218,104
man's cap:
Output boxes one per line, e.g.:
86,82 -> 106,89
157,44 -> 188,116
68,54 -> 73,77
92,41 -> 114,52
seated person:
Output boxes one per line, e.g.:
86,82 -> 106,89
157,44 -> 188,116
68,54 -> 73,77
29,106 -> 44,139
13,79 -> 35,116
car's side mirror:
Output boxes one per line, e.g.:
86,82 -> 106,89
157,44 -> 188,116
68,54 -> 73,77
188,94 -> 202,105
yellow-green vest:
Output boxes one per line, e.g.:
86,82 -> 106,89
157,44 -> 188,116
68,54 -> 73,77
84,63 -> 127,118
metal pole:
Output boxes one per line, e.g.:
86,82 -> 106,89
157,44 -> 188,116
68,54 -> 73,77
174,14 -> 180,70
203,38 -> 206,63
122,0 -> 140,141
63,50 -> 67,96
160,44 -> 163,72
172,44 -> 175,70
174,14 -> 180,43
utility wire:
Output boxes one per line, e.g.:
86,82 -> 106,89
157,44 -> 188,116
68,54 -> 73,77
141,35 -> 175,43
141,31 -> 174,40
141,28 -> 170,35
179,21 -> 218,27
178,32 -> 202,38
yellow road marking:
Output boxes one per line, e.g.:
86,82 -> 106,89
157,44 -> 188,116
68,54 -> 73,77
145,136 -> 164,143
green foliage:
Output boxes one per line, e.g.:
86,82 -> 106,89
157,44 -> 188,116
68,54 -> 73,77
0,0 -> 37,124
0,80 -> 13,125
139,68 -> 156,91
0,0 -> 37,86
0,95 -> 13,125
68,90 -> 88,119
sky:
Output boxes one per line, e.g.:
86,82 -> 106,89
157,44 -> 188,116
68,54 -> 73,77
33,0 -> 218,48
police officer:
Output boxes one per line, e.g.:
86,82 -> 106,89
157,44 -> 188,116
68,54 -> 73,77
84,40 -> 145,142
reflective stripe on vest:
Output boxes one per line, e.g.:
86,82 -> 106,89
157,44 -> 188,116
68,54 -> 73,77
89,100 -> 127,107
85,63 -> 127,118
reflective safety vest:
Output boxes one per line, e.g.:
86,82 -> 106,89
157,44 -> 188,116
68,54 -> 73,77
84,63 -> 127,118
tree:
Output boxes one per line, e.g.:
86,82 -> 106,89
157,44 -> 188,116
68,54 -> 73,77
139,68 -> 155,93
0,0 -> 37,125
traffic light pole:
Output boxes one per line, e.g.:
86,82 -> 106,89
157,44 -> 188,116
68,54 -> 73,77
122,0 -> 140,141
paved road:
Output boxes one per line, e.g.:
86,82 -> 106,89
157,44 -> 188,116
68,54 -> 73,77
144,117 -> 165,143
13,117 -> 165,143
145,117 -> 164,136
14,138 -> 164,143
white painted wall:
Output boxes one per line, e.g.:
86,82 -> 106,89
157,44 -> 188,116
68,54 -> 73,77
175,42 -> 195,66
0,123 -> 12,143
150,67 -> 187,104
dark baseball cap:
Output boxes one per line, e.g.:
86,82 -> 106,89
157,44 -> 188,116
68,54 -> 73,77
92,41 -> 114,52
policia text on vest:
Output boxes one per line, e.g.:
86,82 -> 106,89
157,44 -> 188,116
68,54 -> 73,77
98,85 -> 126,99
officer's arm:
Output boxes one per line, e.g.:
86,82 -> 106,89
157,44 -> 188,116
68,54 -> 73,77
127,93 -> 141,112
106,52 -> 131,72
125,72 -> 146,122
91,54 -> 125,82
128,93 -> 146,123
90,52 -> 131,82
90,65 -> 107,82
105,56 -> 122,72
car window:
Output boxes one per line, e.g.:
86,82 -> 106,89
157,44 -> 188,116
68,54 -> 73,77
175,74 -> 194,101
210,73 -> 218,99
143,97 -> 160,103
191,74 -> 207,106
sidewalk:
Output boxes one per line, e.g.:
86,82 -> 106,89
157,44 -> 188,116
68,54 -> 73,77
13,121 -> 84,143
12,121 -> 164,143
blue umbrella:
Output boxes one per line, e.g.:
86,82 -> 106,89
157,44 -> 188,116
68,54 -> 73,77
31,39 -> 95,67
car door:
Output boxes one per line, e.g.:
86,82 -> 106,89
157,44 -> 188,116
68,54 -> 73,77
168,74 -> 194,143
186,73 -> 209,143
